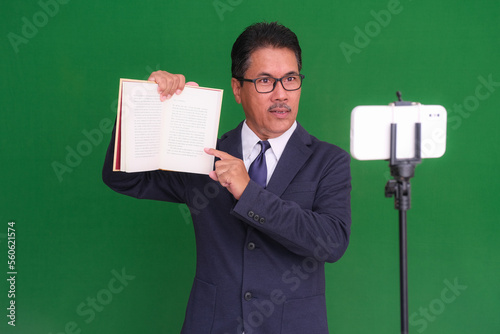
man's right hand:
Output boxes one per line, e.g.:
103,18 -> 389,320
148,70 -> 198,101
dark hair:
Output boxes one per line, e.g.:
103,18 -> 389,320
231,22 -> 302,79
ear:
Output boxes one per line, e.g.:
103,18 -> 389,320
231,78 -> 242,104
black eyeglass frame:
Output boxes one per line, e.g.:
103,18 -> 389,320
235,74 -> 305,93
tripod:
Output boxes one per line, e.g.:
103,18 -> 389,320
384,92 -> 421,334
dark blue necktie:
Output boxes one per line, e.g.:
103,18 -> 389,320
248,141 -> 271,188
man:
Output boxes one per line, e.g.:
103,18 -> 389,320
103,22 -> 351,334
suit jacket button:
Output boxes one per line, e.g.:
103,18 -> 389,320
247,242 -> 255,250
259,217 -> 265,224
253,214 -> 260,222
248,211 -> 255,218
244,292 -> 252,301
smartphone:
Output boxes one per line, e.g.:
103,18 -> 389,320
350,104 -> 447,161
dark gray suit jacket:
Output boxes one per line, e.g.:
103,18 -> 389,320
102,121 -> 351,334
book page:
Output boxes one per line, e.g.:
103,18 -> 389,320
115,79 -> 223,175
161,86 -> 222,174
121,80 -> 164,172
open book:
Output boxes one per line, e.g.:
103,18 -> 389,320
113,79 -> 223,174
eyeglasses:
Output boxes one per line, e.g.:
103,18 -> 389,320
236,74 -> 305,93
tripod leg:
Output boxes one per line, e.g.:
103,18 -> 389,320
400,209 -> 409,334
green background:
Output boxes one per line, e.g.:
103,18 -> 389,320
1,0 -> 499,333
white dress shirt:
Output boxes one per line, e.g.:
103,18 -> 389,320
241,120 -> 297,186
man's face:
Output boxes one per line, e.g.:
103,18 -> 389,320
231,47 -> 301,140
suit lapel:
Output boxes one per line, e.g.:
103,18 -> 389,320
266,124 -> 313,197
217,122 -> 313,197
217,122 -> 244,159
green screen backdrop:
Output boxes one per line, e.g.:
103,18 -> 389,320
1,0 -> 499,333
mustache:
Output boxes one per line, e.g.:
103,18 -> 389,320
267,103 -> 292,112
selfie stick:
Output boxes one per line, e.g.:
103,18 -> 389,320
384,91 -> 421,334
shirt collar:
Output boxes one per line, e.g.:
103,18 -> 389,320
241,120 -> 297,162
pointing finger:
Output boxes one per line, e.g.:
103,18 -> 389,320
204,148 -> 235,160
